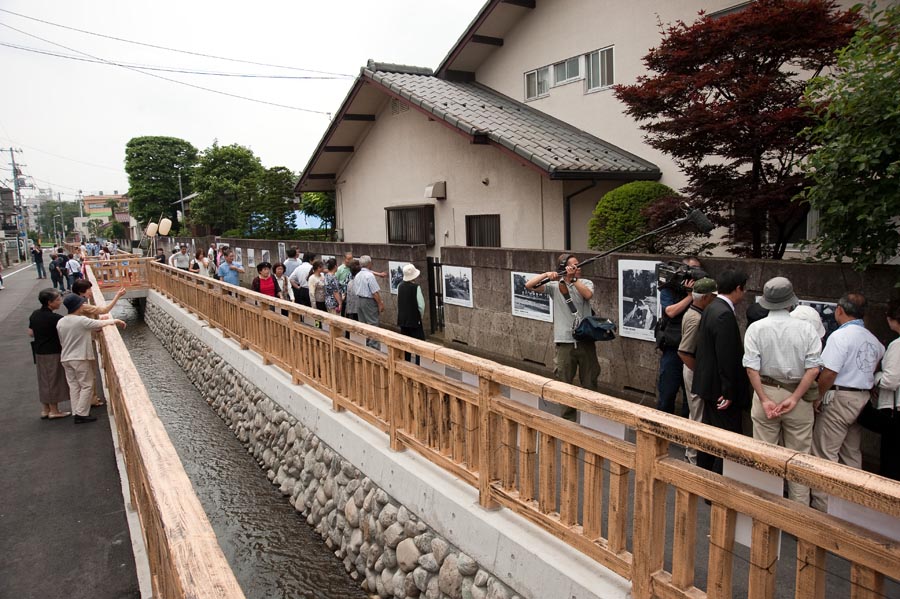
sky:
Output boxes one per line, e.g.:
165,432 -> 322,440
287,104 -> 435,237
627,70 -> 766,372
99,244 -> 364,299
0,0 -> 485,206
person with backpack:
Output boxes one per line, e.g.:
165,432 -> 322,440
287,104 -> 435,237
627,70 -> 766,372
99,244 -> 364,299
655,257 -> 705,416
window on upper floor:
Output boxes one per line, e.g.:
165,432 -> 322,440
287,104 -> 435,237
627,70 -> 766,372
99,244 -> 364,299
525,66 -> 550,101
553,57 -> 581,86
585,47 -> 614,91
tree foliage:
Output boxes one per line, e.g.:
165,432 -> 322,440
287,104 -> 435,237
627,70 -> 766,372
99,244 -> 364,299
36,200 -> 81,240
297,192 -> 335,229
615,0 -> 858,259
124,136 -> 198,228
801,3 -> 900,270
588,182 -> 696,254
190,142 -> 265,235
250,166 -> 298,239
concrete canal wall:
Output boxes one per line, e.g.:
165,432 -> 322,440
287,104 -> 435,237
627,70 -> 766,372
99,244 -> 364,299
144,290 -> 630,599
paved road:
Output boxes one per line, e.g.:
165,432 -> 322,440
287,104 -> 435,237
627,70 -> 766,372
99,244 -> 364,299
0,259 -> 140,599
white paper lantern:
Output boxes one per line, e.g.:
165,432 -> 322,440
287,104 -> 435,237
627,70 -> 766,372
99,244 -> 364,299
159,218 -> 172,236
146,222 -> 158,237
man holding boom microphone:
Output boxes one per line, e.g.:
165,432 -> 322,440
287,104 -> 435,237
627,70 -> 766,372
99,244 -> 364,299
526,254 -> 601,418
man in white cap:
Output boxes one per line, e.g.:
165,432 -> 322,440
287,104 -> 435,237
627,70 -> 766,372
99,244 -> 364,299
810,292 -> 884,511
397,263 -> 426,363
743,277 -> 823,504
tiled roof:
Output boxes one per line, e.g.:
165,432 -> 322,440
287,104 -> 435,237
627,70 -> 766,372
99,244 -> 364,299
364,65 -> 660,179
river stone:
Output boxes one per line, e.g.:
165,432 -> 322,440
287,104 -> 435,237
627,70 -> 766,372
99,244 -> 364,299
414,532 -> 434,554
397,505 -> 410,526
382,546 -> 397,570
431,537 -> 450,566
403,570 -> 421,597
474,570 -> 489,587
392,569 -> 407,598
412,566 -> 431,591
461,577 -> 474,599
344,497 -> 360,527
384,522 -> 405,548
375,489 -> 389,504
381,567 -> 395,595
457,553 -> 478,576
315,486 -> 327,507
424,576 -> 440,599
439,554 -> 463,599
418,552 -> 439,573
404,520 -> 418,538
379,503 -> 399,528
397,538 -> 421,572
469,584 -> 487,599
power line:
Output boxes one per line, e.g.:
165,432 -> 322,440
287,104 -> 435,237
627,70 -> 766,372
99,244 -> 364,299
0,21 -> 334,115
0,41 -> 350,80
0,7 -> 354,78
0,136 -> 124,172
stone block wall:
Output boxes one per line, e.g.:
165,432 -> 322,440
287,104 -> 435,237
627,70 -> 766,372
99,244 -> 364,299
144,301 -> 521,599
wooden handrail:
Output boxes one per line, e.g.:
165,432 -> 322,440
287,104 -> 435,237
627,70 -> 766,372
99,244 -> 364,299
85,265 -> 245,599
146,262 -> 900,599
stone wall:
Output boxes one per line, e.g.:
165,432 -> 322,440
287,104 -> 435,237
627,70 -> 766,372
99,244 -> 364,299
439,247 -> 900,398
144,300 -> 532,599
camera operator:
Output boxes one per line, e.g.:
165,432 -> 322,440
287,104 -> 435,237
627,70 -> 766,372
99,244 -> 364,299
526,254 -> 601,418
656,257 -> 704,416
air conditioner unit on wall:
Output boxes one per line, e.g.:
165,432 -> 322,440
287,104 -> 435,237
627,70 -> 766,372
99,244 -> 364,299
424,181 -> 446,200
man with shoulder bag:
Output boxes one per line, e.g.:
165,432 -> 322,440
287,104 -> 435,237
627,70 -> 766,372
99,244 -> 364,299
526,254 -> 602,419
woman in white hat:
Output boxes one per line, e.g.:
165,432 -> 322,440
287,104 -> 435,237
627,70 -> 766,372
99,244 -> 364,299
397,264 -> 425,364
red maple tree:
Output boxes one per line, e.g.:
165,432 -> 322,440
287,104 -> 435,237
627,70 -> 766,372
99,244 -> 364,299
615,0 -> 859,258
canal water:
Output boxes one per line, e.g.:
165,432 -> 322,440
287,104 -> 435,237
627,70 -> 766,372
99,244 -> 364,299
116,302 -> 368,599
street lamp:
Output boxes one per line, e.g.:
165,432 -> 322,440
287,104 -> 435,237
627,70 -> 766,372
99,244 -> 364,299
52,215 -> 63,247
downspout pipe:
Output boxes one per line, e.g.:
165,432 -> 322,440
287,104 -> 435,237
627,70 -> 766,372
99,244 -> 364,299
563,181 -> 597,250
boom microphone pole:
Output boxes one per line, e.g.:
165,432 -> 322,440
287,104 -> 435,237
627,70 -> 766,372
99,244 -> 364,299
535,209 -> 714,286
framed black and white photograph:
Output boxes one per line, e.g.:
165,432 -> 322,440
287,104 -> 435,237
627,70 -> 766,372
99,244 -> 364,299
443,265 -> 473,308
321,254 -> 335,264
247,248 -> 256,268
277,243 -> 286,264
618,259 -> 661,342
388,261 -> 405,295
261,250 -> 270,265
799,299 -> 839,341
511,271 -> 552,322
234,247 -> 243,265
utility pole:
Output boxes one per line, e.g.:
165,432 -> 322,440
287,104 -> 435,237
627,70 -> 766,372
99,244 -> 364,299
177,170 -> 185,229
5,147 -> 26,260
57,192 -> 64,246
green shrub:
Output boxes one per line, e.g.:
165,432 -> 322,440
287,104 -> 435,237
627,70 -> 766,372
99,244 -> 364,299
588,181 -> 678,251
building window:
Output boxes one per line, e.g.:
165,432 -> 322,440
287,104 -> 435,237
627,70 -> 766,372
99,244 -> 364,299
386,204 -> 435,246
525,66 -> 550,100
585,47 -> 614,91
465,214 -> 501,247
553,57 -> 581,86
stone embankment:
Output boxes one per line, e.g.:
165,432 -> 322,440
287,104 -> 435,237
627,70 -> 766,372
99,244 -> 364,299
145,302 -> 521,599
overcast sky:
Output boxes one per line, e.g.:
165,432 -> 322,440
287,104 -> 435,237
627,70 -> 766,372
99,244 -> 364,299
0,0 -> 484,204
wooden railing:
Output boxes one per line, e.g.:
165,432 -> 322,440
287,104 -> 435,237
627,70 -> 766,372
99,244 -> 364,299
85,266 -> 245,599
86,256 -> 154,291
147,263 -> 900,599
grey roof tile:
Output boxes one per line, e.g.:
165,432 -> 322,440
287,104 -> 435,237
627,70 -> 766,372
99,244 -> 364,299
362,67 -> 660,179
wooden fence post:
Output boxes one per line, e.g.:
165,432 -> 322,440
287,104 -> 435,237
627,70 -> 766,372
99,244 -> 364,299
477,375 -> 499,510
388,347 -> 405,452
632,429 -> 669,599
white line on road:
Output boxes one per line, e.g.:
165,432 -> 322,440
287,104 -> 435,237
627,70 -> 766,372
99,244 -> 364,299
2,264 -> 37,279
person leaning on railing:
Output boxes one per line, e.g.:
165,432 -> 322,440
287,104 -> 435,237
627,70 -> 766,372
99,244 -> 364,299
216,249 -> 245,286
28,288 -> 71,420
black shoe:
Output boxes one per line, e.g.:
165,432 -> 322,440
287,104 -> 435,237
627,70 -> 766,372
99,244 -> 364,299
74,415 -> 97,424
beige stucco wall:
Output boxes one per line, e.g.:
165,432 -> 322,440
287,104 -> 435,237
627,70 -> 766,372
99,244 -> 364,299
473,0 -> 868,194
335,97 -> 566,256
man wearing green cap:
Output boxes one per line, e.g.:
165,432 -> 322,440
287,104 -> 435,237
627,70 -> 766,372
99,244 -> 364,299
677,277 -> 717,465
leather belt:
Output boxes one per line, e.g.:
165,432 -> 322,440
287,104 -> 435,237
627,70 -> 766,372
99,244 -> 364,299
759,375 -> 798,392
832,385 -> 869,393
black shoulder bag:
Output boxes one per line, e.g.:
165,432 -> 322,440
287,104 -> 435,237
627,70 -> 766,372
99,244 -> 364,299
558,281 -> 617,342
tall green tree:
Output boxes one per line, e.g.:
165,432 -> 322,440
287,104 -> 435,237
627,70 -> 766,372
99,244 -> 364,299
801,4 -> 900,270
124,136 -> 198,228
252,166 -> 297,238
614,0 -> 858,258
297,192 -> 335,229
190,142 -> 264,235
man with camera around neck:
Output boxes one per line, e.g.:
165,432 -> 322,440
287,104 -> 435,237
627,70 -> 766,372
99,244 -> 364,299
656,257 -> 705,416
526,254 -> 601,418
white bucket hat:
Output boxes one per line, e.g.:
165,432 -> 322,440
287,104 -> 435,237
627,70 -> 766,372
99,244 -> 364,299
402,264 -> 420,282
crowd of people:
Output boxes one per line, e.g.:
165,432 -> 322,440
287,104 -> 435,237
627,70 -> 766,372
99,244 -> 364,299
528,252 -> 899,499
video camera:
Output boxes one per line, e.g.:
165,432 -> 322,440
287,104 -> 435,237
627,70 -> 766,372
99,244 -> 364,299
656,261 -> 707,291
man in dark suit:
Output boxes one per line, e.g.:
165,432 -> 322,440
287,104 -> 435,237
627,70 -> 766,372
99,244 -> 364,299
692,269 -> 750,473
